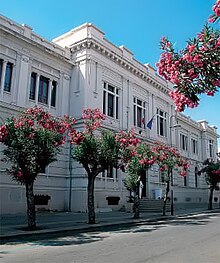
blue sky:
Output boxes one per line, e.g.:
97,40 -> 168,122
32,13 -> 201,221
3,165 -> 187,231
1,0 -> 219,146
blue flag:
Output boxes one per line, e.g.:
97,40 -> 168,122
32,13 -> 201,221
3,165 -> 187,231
146,116 -> 154,129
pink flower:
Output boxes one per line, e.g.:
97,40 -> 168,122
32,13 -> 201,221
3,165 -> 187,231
206,91 -> 215,96
187,44 -> 195,53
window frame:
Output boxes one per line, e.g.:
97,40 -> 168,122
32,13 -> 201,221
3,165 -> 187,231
180,133 -> 188,151
103,82 -> 119,119
50,80 -> 57,107
29,72 -> 37,100
133,97 -> 146,128
191,138 -> 198,155
156,109 -> 167,137
209,139 -> 214,158
4,62 -> 13,92
38,76 -> 49,104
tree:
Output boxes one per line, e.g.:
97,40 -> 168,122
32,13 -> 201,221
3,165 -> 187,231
156,1 -> 220,112
199,158 -> 220,210
69,108 -> 121,224
153,143 -> 189,215
123,142 -> 156,219
0,107 -> 71,229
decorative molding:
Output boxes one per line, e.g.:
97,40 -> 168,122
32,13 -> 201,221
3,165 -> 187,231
103,67 -> 122,84
64,74 -> 70,80
70,39 -> 170,95
21,55 -> 29,63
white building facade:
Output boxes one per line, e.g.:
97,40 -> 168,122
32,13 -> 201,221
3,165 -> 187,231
0,15 -> 219,214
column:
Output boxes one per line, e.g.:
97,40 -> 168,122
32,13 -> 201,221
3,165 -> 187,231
48,80 -> 52,108
35,73 -> 40,105
0,60 -> 7,96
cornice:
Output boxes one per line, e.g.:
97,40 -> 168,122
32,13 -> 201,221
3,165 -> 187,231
0,19 -> 72,64
70,39 -> 170,95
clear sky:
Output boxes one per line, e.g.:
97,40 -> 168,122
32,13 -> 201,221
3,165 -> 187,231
1,0 -> 219,146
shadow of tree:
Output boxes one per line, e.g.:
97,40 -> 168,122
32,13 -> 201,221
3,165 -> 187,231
2,211 -> 219,248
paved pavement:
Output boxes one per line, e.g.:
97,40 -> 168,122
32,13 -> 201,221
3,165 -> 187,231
1,208 -> 219,243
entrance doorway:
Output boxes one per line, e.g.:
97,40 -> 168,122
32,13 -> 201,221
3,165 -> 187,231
140,169 -> 146,198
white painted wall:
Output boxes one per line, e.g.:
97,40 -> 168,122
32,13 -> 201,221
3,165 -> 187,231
0,15 -> 219,214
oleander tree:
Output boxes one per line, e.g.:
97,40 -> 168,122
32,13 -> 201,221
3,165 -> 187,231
156,0 -> 220,112
0,107 -> 73,230
153,143 -> 189,215
199,158 -> 220,210
122,142 -> 156,219
69,108 -> 123,224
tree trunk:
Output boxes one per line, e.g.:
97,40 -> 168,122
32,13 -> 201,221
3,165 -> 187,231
163,180 -> 170,216
208,186 -> 214,210
25,181 -> 36,230
133,194 -> 140,219
87,175 -> 96,224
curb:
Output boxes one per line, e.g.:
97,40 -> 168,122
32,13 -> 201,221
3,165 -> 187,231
0,215 -> 171,243
1,209 -> 219,244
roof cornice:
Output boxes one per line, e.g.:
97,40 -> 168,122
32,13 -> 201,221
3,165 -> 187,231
70,38 -> 170,94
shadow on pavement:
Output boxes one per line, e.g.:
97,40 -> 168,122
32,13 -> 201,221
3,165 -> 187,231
2,211 -> 218,248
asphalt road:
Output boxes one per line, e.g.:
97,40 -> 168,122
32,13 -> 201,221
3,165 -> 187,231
1,212 -> 220,263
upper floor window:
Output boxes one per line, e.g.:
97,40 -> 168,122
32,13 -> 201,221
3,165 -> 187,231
38,76 -> 49,104
157,109 -> 167,137
29,72 -> 57,107
29,72 -> 37,100
4,62 -> 13,92
133,97 -> 146,128
103,82 -> 119,119
180,134 -> 188,151
209,139 -> 214,158
191,138 -> 198,155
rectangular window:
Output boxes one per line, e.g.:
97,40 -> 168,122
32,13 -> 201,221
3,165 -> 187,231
157,109 -> 167,137
29,72 -> 37,100
51,81 -> 57,107
4,62 -> 13,92
180,134 -> 188,151
209,139 -> 214,158
191,139 -> 198,155
103,82 -> 119,119
107,165 -> 114,178
38,76 -> 49,104
133,97 -> 146,128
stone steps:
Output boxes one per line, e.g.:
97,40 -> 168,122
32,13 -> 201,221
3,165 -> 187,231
139,198 -> 171,213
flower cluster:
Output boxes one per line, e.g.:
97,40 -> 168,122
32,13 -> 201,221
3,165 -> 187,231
208,0 -> 220,23
152,143 -> 189,177
0,124 -> 8,142
69,108 -> 105,145
115,129 -> 140,149
0,107 -> 74,184
82,108 -> 105,133
0,107 -> 72,146
157,25 -> 220,111
137,144 -> 156,167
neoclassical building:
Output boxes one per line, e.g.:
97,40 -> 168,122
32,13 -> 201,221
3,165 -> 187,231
0,15 -> 219,214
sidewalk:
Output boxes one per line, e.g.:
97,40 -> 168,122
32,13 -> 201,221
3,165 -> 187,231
1,208 -> 219,243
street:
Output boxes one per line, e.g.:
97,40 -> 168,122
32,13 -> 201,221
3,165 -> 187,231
0,212 -> 220,263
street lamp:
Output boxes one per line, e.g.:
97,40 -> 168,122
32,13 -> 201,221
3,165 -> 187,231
169,115 -> 181,215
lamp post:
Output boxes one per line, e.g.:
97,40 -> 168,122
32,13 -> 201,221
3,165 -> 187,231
169,115 -> 181,215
